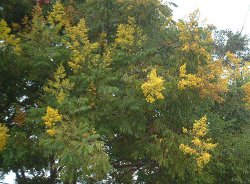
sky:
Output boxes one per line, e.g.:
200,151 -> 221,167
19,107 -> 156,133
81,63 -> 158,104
170,0 -> 250,35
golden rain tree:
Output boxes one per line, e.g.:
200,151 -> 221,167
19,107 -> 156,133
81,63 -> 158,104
0,1 -> 249,184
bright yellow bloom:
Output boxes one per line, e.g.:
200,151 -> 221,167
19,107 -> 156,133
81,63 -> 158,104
177,10 -> 213,61
115,17 -> 145,50
179,116 -> 217,171
242,82 -> 250,109
226,52 -> 241,65
203,142 -> 218,150
192,137 -> 202,147
179,144 -> 197,155
182,127 -> 188,133
178,62 -> 228,103
192,116 -> 208,137
44,64 -> 74,103
66,19 -> 99,72
46,129 -> 57,136
0,124 -> 9,151
141,69 -> 165,103
47,1 -> 69,28
115,17 -> 136,48
197,152 -> 211,169
178,64 -> 203,90
0,19 -> 21,53
43,106 -> 62,128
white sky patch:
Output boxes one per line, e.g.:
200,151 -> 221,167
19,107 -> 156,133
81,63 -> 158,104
0,171 -> 15,184
171,0 -> 250,35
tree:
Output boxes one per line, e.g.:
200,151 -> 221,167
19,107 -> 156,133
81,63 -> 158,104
0,1 -> 249,183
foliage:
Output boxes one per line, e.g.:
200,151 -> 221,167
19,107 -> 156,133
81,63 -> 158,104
0,1 -> 249,183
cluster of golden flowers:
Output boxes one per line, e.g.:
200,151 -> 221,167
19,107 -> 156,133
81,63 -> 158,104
179,116 -> 218,171
115,17 -> 145,49
225,52 -> 250,79
66,19 -> 99,72
242,82 -> 250,109
141,69 -> 165,103
197,62 -> 228,103
0,123 -> 9,151
44,64 -> 74,104
0,19 -> 21,53
226,52 -> 241,65
178,64 -> 203,90
47,1 -> 69,28
115,17 -> 137,49
178,62 -> 228,103
42,106 -> 62,136
177,10 -> 213,62
102,17 -> 145,65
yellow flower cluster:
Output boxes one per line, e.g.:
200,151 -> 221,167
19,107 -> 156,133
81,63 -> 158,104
179,144 -> 197,155
192,116 -> 209,137
0,19 -> 21,53
115,17 -> 145,50
179,116 -> 218,171
0,123 -> 9,151
46,129 -> 57,136
224,52 -> 248,80
115,17 -> 136,49
178,62 -> 228,103
197,61 -> 228,103
141,69 -> 165,103
42,106 -> 62,136
226,52 -> 241,65
44,64 -> 74,104
196,152 -> 211,168
178,64 -> 203,90
101,18 -> 145,65
47,1 -> 69,28
242,82 -> 250,109
66,19 -> 99,72
177,10 -> 213,61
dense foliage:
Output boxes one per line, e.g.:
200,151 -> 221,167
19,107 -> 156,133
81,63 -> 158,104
0,0 -> 249,183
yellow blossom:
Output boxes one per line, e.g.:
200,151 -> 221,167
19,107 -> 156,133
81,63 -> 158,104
46,129 -> 57,136
178,62 -> 228,103
177,64 -> 203,90
179,116 -> 217,171
192,116 -> 208,137
115,17 -> 145,50
182,127 -> 188,133
197,152 -> 211,169
43,106 -> 62,128
179,144 -> 197,155
0,123 -> 9,151
66,19 -> 99,72
47,1 -> 69,28
141,69 -> 165,103
226,52 -> 241,65
242,82 -> 250,109
0,19 -> 21,53
44,64 -> 74,103
192,137 -> 202,147
177,10 -> 213,61
115,17 -> 136,49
